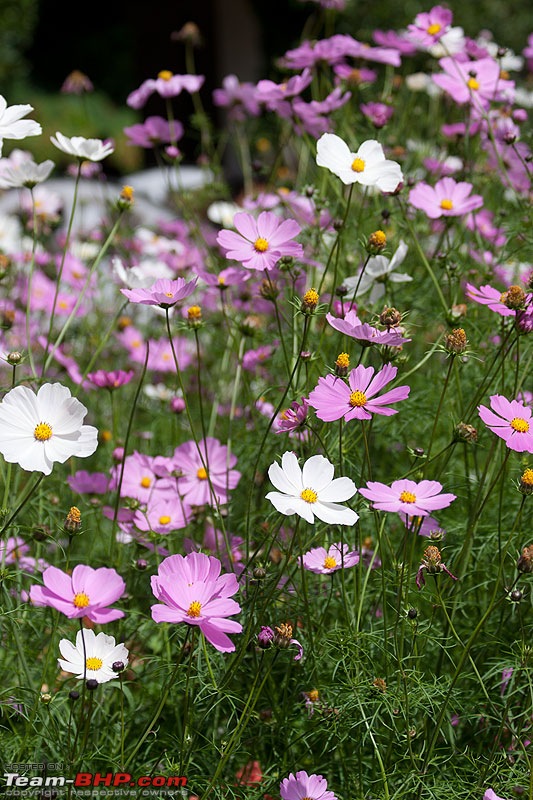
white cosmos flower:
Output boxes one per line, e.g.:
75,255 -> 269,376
0,383 -> 98,475
316,133 -> 403,193
344,240 -> 411,303
50,132 -> 114,162
58,628 -> 129,684
0,157 -> 54,189
266,451 -> 358,525
0,96 -> 42,157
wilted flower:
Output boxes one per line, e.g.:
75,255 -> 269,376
416,545 -> 458,589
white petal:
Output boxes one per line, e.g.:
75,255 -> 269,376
302,454 -> 334,492
313,501 -> 359,525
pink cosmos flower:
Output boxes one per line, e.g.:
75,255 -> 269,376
67,470 -> 110,494
124,116 -> 183,148
172,437 -> 241,506
280,770 -> 338,800
483,790 -> 509,800
212,75 -> 261,121
216,211 -> 303,271
409,177 -> 483,219
465,283 -> 515,317
127,72 -> 205,109
407,6 -> 453,49
432,57 -> 515,109
360,102 -> 394,128
478,395 -> 533,453
150,552 -> 243,652
301,543 -> 359,574
134,495 -> 191,534
308,364 -> 410,422
359,479 -> 456,516
87,370 -> 135,390
30,564 -> 125,623
121,276 -> 198,308
326,310 -> 411,347
276,398 -> 309,435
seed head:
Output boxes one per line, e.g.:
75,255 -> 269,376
501,285 -> 526,311
379,306 -> 402,329
454,422 -> 478,444
445,328 -> 468,355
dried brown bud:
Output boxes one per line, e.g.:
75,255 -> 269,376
64,506 -> 82,533
517,545 -> 533,573
501,285 -> 527,311
454,421 -> 478,443
379,306 -> 402,329
372,677 -> 387,692
444,328 -> 468,355
172,22 -> 203,47
259,278 -> 279,301
274,623 -> 293,647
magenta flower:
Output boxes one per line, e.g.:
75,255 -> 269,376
478,395 -> 533,453
280,770 -> 337,800
124,116 -> 183,148
465,283 -> 516,317
432,57 -> 515,109
134,495 -> 191,534
360,102 -> 394,128
326,310 -> 411,347
301,543 -> 359,574
308,364 -> 410,422
276,398 -> 309,434
30,565 -> 125,623
216,211 -> 303,271
121,276 -> 198,308
359,479 -> 456,516
127,72 -> 205,109
87,370 -> 135,390
409,177 -> 483,219
172,437 -> 241,506
150,553 -> 243,652
407,6 -> 453,48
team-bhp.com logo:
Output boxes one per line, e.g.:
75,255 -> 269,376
4,773 -> 187,789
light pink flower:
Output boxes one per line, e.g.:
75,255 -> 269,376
478,395 -> 533,453
216,211 -> 303,271
127,72 -> 205,109
30,564 -> 125,623
280,770 -> 337,800
409,177 -> 483,219
301,543 -> 359,574
150,552 -> 242,652
465,283 -> 515,317
407,6 -> 453,49
172,437 -> 241,506
432,57 -> 515,109
121,276 -> 198,308
326,310 -> 411,347
359,479 -> 456,516
308,364 -> 410,422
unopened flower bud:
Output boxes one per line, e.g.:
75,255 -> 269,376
253,566 -> 266,580
259,278 -> 279,301
335,284 -> 348,297
64,506 -> 82,533
117,315 -> 132,331
300,350 -> 312,361
239,314 -> 261,335
172,21 -> 203,47
40,693 -> 52,704
136,558 -> 148,571
278,255 -> 295,271
187,305 -> 202,328
519,468 -> 533,495
0,253 -> 11,280
6,351 -> 22,365
335,352 -> 350,377
366,230 -> 387,254
301,288 -> 319,314
86,679 -> 99,691
445,328 -> 468,355
517,545 -> 533,573
407,608 -> 418,619
170,397 -> 186,414
510,589 -> 523,602
117,185 -> 134,211
69,690 -> 80,701
257,626 -> 274,649
372,677 -> 387,692
61,69 -> 94,95
112,661 -> 125,673
379,307 -> 402,329
454,422 -> 478,443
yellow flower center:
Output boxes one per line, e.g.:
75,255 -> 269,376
254,237 -> 269,252
427,23 -> 442,35
467,77 -> 480,91
86,657 -> 103,671
440,199 -> 454,210
140,476 -> 152,488
217,276 -> 226,285
521,468 -> 533,486
197,467 -> 208,480
307,689 -> 319,702
187,600 -> 202,618
351,157 -> 365,173
324,556 -> 337,569
336,352 -> 350,369
34,422 -> 53,441
121,185 -> 134,201
158,70 -> 173,80
510,417 -> 529,433
164,291 -> 174,298
159,515 -> 171,525
349,390 -> 367,407
73,592 -> 90,608
301,488 -> 318,503
399,491 -> 417,504
187,305 -> 202,320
